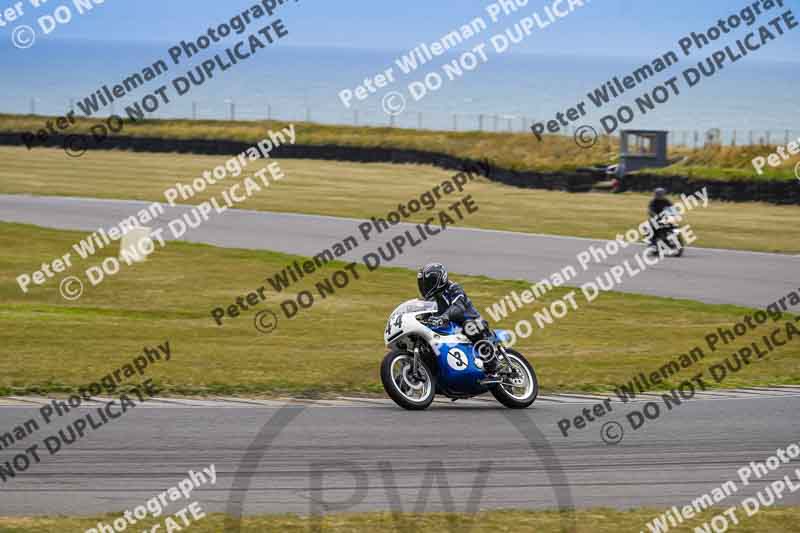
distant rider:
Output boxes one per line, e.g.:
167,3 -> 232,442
647,187 -> 673,246
648,187 -> 673,218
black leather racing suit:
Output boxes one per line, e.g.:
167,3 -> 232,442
648,198 -> 673,244
648,198 -> 673,218
432,281 -> 486,341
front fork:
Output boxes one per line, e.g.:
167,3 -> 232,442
478,342 -> 514,386
494,344 -> 516,377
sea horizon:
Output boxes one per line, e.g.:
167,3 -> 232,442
2,40 -> 798,140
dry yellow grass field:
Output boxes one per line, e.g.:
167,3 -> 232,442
0,147 -> 798,253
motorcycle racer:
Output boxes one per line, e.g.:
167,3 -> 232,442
417,262 -> 480,327
648,187 -> 673,218
647,187 -> 674,247
417,262 -> 502,373
378,263 -> 538,409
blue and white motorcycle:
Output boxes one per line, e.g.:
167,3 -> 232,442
380,299 -> 539,410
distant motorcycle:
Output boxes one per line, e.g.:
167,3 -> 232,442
646,207 -> 685,257
380,299 -> 538,410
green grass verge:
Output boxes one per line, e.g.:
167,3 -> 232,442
1,222 -> 798,396
2,113 -> 797,180
1,507 -> 799,532
1,147 -> 799,253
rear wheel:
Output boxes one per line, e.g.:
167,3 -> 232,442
381,351 -> 436,410
491,349 -> 538,409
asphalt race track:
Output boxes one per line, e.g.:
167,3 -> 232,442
1,391 -> 799,516
1,195 -> 797,308
2,195 -> 799,520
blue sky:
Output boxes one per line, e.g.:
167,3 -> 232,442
6,0 -> 799,61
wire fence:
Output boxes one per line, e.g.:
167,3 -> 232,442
24,97 -> 799,149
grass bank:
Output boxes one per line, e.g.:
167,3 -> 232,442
0,147 -> 798,253
1,223 -> 798,396
1,113 -> 797,180
646,143 -> 800,181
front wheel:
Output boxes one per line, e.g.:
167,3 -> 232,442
381,351 -> 436,410
491,349 -> 538,409
670,232 -> 685,257
646,231 -> 685,258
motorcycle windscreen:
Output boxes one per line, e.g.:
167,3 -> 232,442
390,299 -> 437,317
